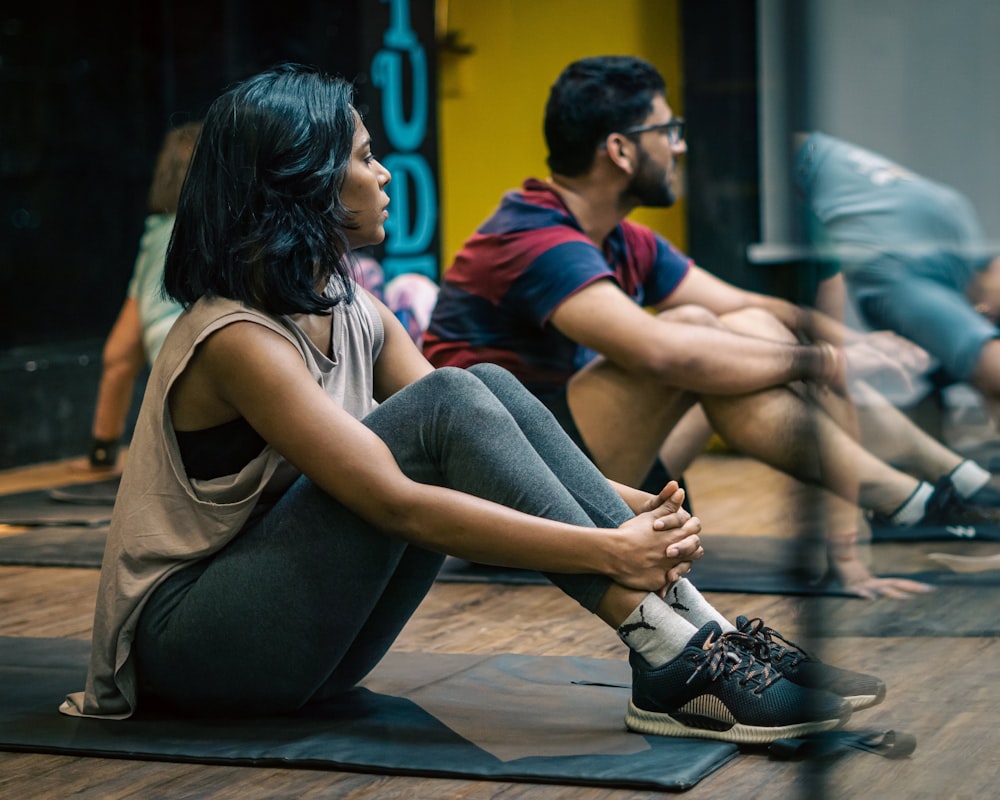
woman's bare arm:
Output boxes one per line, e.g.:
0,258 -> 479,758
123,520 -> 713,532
175,320 -> 700,592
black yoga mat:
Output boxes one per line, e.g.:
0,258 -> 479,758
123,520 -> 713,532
437,536 -> 848,595
807,584 -> 1000,638
0,526 -> 107,568
805,545 -> 1000,638
47,477 -> 120,506
0,636 -> 737,792
438,535 -> 1000,597
0,485 -> 114,527
869,519 -> 1000,542
442,540 -> 1000,638
1,531 -> 836,595
4,527 -> 1000,599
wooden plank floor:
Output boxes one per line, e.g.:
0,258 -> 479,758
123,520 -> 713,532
1,453 -> 997,799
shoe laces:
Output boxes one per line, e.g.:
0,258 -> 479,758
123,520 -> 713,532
688,630 -> 781,694
923,476 -> 1000,524
925,476 -> 961,521
737,617 -> 809,669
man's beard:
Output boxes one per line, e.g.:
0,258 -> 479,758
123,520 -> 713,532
625,148 -> 677,208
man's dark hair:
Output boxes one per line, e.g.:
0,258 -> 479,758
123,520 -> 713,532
164,63 -> 359,315
544,55 -> 666,177
147,121 -> 202,215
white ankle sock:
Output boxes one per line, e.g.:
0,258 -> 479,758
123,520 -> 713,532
889,481 -> 935,526
616,593 -> 698,668
663,579 -> 736,633
948,460 -> 991,499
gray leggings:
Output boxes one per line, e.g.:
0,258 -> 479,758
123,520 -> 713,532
134,364 -> 635,715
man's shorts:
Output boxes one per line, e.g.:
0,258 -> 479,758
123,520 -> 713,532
850,255 -> 999,382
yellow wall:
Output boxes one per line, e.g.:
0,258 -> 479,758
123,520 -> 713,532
437,0 -> 686,272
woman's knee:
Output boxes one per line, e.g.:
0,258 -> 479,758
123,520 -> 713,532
399,367 -> 513,434
467,363 -> 554,426
422,365 -> 487,394
381,367 -> 492,416
424,365 -> 524,407
467,361 -> 511,383
466,362 -> 527,397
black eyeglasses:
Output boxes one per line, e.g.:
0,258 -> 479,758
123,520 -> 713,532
620,118 -> 685,145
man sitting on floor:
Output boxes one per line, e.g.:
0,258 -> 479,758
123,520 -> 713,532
423,55 -> 1000,598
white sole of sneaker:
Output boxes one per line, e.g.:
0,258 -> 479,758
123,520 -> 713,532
625,699 -> 850,745
845,687 -> 887,711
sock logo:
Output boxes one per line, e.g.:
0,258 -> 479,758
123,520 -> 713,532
618,604 -> 657,638
946,525 -> 976,538
668,586 -> 690,613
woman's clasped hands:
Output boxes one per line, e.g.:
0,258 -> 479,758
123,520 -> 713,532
611,480 -> 704,595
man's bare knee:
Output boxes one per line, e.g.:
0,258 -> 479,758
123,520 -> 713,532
973,339 -> 1000,397
719,307 -> 794,342
656,304 -> 724,328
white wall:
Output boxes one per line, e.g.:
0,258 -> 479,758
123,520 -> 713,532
758,0 -> 1000,246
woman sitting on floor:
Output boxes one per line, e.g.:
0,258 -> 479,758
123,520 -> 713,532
61,64 -> 874,744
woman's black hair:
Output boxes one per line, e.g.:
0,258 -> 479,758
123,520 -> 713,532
544,55 -> 666,177
164,63 -> 359,314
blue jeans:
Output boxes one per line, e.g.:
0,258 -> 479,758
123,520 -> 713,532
134,364 -> 633,714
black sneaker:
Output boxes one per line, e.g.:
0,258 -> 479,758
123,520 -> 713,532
627,622 -> 852,744
965,482 -> 1000,508
735,616 -> 886,710
920,477 -> 1000,525
869,477 -> 1000,540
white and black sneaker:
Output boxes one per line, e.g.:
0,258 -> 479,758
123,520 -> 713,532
870,476 -> 1000,541
627,622 -> 852,744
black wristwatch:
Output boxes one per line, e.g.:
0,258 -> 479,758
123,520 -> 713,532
89,437 -> 120,468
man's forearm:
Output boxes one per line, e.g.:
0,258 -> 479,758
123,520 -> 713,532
637,321 -> 838,394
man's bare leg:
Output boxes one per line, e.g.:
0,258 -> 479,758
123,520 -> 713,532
567,357 -> 698,487
696,385 -> 920,515
568,347 -> 920,515
972,339 -> 1000,428
718,304 -> 991,494
658,405 -> 714,476
712,306 -> 937,596
566,306 -> 932,597
831,380 -> 967,480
